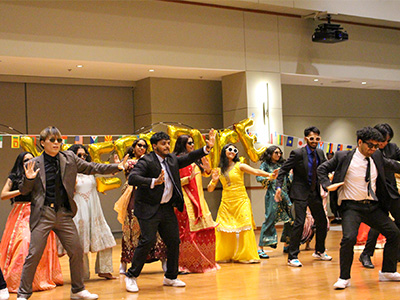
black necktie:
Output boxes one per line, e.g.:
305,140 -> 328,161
162,159 -> 182,199
311,151 -> 317,191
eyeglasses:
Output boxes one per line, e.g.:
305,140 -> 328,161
48,137 -> 63,143
273,151 -> 282,155
77,153 -> 88,159
227,147 -> 238,154
23,159 -> 30,163
306,136 -> 321,142
187,141 -> 194,146
364,141 -> 379,149
136,143 -> 148,149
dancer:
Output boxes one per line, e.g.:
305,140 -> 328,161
16,126 -> 126,300
0,152 -> 63,293
318,126 -> 400,289
256,146 -> 292,257
62,144 -> 117,280
173,135 -> 218,273
208,144 -> 277,263
125,129 -> 215,293
359,123 -> 400,269
275,126 -> 331,267
115,139 -> 167,274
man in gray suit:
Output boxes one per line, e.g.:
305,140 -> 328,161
16,126 -> 126,300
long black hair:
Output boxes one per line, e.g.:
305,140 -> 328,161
219,144 -> 240,175
125,138 -> 149,159
260,146 -> 285,164
9,151 -> 33,183
173,134 -> 204,172
68,144 -> 92,162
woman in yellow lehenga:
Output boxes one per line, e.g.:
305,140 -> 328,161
208,144 -> 276,263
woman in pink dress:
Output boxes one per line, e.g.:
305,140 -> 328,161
172,135 -> 219,273
0,152 -> 63,293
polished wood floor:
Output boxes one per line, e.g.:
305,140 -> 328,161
12,226 -> 400,300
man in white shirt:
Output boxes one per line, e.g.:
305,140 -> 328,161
318,126 -> 400,289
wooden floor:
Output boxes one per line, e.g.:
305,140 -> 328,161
12,225 -> 400,300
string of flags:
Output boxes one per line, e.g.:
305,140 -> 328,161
271,132 -> 356,153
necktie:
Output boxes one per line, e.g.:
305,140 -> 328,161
365,157 -> 378,200
311,151 -> 317,191
162,159 -> 182,199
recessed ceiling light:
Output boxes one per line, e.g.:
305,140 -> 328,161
314,79 -> 319,82
362,81 -> 367,85
149,69 -> 155,72
76,64 -> 83,68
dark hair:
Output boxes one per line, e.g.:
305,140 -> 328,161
68,144 -> 92,162
260,146 -> 284,164
374,123 -> 394,141
150,132 -> 170,147
356,126 -> 384,143
9,152 -> 33,182
219,144 -> 240,175
125,138 -> 149,158
304,126 -> 320,137
39,126 -> 62,143
173,135 -> 204,172
326,152 -> 335,159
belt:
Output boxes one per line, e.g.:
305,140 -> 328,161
345,199 -> 376,204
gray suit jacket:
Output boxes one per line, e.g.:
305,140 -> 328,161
19,150 -> 120,230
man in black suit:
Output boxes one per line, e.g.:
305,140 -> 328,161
318,126 -> 400,289
360,123 -> 400,268
125,129 -> 215,292
275,126 -> 331,267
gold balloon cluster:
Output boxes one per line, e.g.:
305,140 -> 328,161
20,118 -> 267,192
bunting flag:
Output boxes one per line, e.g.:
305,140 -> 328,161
337,144 -> 343,151
0,136 -> 2,148
346,145 -> 353,151
74,136 -> 83,144
104,135 -> 112,142
326,143 -> 334,153
317,141 -> 324,150
297,138 -> 305,148
277,134 -> 283,146
62,136 -> 68,144
28,135 -> 37,146
11,136 -> 20,148
90,136 -> 98,144
286,136 -> 294,147
270,133 -> 274,144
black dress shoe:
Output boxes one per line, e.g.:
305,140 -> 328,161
359,253 -> 374,269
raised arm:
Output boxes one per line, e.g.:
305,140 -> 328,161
1,178 -> 20,201
239,163 -> 274,178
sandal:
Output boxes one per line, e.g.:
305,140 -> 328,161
258,249 -> 269,259
98,273 -> 117,280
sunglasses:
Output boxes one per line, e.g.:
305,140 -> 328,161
227,147 -> 238,154
306,136 -> 321,142
136,143 -> 148,149
48,137 -> 63,143
23,158 -> 31,163
77,153 -> 88,159
273,151 -> 282,155
187,141 -> 194,146
364,141 -> 379,149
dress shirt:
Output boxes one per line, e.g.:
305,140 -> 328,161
338,148 -> 378,205
306,145 -> 320,185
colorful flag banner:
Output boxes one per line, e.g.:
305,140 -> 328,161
104,135 -> 112,142
277,134 -> 283,146
346,145 -> 353,151
327,143 -> 334,153
74,136 -> 83,144
28,135 -> 37,146
0,136 -> 2,148
62,136 -> 68,144
90,136 -> 98,144
317,141 -> 324,150
297,138 -> 305,148
286,136 -> 294,147
337,144 -> 343,151
12,136 -> 20,148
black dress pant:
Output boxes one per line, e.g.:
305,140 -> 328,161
0,268 -> 6,290
362,199 -> 400,258
126,203 -> 180,280
288,190 -> 328,260
340,200 -> 400,279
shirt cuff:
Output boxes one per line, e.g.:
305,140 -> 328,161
203,146 -> 210,154
150,178 -> 155,189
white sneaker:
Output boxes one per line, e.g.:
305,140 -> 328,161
333,278 -> 351,289
125,276 -> 139,292
119,262 -> 127,274
312,252 -> 332,261
288,259 -> 303,267
163,277 -> 186,287
379,271 -> 400,281
70,289 -> 98,300
0,288 -> 9,300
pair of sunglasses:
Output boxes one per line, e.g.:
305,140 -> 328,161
227,147 -> 238,154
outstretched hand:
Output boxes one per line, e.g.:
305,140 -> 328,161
24,161 -> 39,179
154,169 -> 165,186
200,156 -> 211,174
274,188 -> 282,202
206,129 -> 216,152
118,154 -> 129,171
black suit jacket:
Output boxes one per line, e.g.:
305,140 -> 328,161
276,146 -> 326,201
317,149 -> 400,212
381,143 -> 400,201
128,148 -> 207,219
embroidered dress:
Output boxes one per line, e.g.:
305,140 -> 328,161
175,163 -> 219,273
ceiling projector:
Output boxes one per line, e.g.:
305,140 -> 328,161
312,15 -> 348,43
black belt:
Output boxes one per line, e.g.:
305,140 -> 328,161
345,199 -> 376,204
